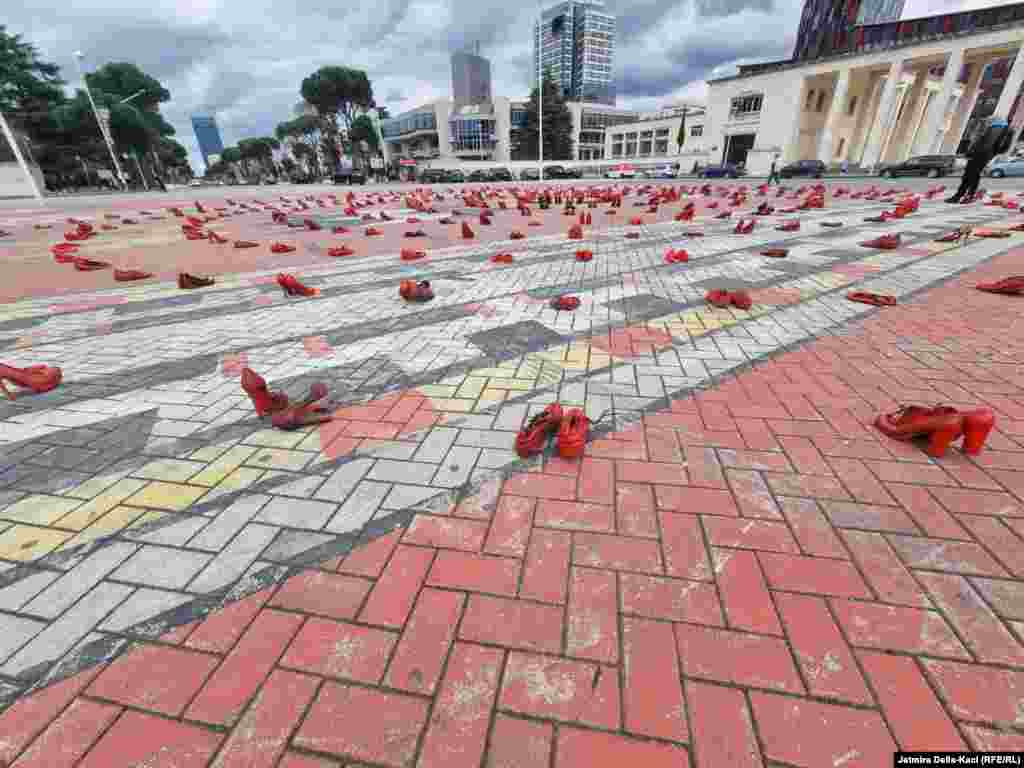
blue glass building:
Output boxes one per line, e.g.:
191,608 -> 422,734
191,115 -> 225,169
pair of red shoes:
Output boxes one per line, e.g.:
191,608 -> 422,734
733,219 -> 754,234
400,280 -> 434,301
277,273 -> 319,297
776,220 -> 800,232
0,363 -> 62,400
861,234 -> 900,250
492,253 -> 513,264
876,405 -> 994,458
847,291 -> 896,306
240,368 -> 333,429
402,248 -> 427,261
575,249 -> 593,262
665,248 -> 689,264
551,295 -> 580,311
977,276 -> 1024,295
515,403 -> 589,459
706,289 -> 752,310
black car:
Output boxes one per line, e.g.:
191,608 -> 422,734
878,155 -> 955,178
445,169 -> 465,183
698,163 -> 742,179
543,165 -> 581,179
419,169 -> 448,184
333,167 -> 367,185
779,160 -> 825,179
519,168 -> 540,181
467,169 -> 490,182
490,167 -> 514,181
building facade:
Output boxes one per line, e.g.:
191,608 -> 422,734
604,107 -> 707,165
190,115 -> 224,169
451,50 -> 492,108
703,6 -> 1024,175
565,101 -> 640,159
534,0 -> 616,105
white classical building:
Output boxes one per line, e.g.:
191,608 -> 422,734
700,14 -> 1024,175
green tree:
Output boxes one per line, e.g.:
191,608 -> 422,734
276,115 -> 322,175
348,113 -> 379,170
300,66 -> 374,165
515,73 -> 573,161
676,111 -> 686,152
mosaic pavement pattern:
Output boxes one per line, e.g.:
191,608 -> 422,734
2,182 -> 1024,765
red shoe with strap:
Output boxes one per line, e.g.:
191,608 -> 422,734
847,291 -> 896,306
875,405 -> 964,458
976,276 -> 1024,295
240,367 -> 289,417
551,295 -> 580,311
860,234 -> 900,249
401,248 -> 426,261
557,408 -> 590,459
575,249 -> 593,262
515,403 -> 565,458
492,253 -> 513,264
665,248 -> 689,264
0,363 -> 62,400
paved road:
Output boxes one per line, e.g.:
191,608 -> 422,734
1,179 -> 1023,766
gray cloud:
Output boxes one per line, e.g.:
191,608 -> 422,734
5,0 -> 802,169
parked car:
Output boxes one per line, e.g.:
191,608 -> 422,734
543,165 -> 580,179
779,159 -> 825,179
490,167 -> 514,181
877,155 -> 955,178
419,169 -> 448,184
467,169 -> 490,182
189,179 -> 203,187
261,177 -> 278,185
519,167 -> 540,181
604,164 -> 636,179
698,163 -> 742,179
987,156 -> 1024,177
445,169 -> 465,183
649,164 -> 679,179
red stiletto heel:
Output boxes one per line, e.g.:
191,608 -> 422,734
926,421 -> 964,458
271,383 -> 333,430
557,408 -> 590,459
962,409 -> 995,455
240,367 -> 289,416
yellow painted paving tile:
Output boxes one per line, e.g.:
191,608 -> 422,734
133,458 -> 208,483
0,495 -> 84,526
54,478 -> 149,531
0,525 -> 74,561
245,448 -> 315,472
417,384 -> 458,398
479,388 -> 509,403
60,470 -> 135,500
240,429 -> 308,449
59,505 -> 152,550
124,481 -> 208,512
189,445 -> 259,487
427,398 -> 476,413
455,377 -> 488,399
485,377 -> 537,391
201,467 -> 268,503
188,443 -> 235,463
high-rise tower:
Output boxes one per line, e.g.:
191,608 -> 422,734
534,0 -> 616,105
190,114 -> 224,169
451,47 -> 492,108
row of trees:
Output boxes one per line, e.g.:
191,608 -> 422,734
1,25 -> 193,189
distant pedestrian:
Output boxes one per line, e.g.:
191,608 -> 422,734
947,115 -> 1014,203
767,157 -> 780,185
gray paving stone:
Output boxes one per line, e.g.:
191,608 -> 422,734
380,483 -> 441,512
262,530 -> 335,562
188,523 -> 279,593
123,514 -> 210,546
112,546 -> 213,590
1,582 -> 132,680
432,445 -> 481,489
24,542 -> 139,620
98,588 -> 193,633
468,321 -> 566,358
315,458 -> 374,502
414,427 -> 459,463
326,480 -> 391,533
368,459 -> 437,485
190,495 -> 271,550
0,614 -> 45,665
0,569 -> 60,612
256,496 -> 338,529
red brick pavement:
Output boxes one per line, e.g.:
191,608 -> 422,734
5,244 -> 1024,766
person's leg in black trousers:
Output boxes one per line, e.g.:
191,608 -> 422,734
949,156 -> 983,202
962,154 -> 991,201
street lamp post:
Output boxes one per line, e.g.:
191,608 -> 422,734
118,90 -> 150,191
73,51 -> 128,189
0,110 -> 44,201
537,2 -> 543,179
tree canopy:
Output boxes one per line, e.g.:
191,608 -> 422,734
515,73 -> 574,161
300,66 -> 374,166
0,25 -> 64,114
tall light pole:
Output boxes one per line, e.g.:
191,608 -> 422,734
118,90 -> 149,191
0,111 -> 44,201
537,2 -> 544,179
73,51 -> 127,189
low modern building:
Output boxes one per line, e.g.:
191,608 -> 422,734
701,3 -> 1024,175
604,106 -> 707,165
564,101 -> 641,159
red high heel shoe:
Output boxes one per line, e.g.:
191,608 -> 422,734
515,403 -> 564,458
365,227 -> 383,236
240,367 -> 289,416
665,248 -> 689,264
510,230 -> 526,240
551,295 -> 580,311
761,248 -> 788,258
73,257 -> 110,271
332,226 -> 351,234
567,224 -> 583,240
861,234 -> 900,250
401,248 -> 426,261
271,383 -> 333,430
875,405 -> 964,458
847,291 -> 896,306
400,280 -> 434,302
575,249 -> 593,262
557,408 -> 590,459
328,245 -> 355,257
404,229 -> 427,238
461,222 -> 475,239
731,290 -> 753,311
705,289 -> 732,308
492,253 -> 513,264
277,273 -> 319,297
271,242 -> 296,253
178,272 -> 215,289
114,268 -> 153,282
0,363 -> 62,400
976,276 -> 1024,295
304,218 -> 321,231
962,409 -> 995,455
234,240 -> 259,248
208,232 -> 229,244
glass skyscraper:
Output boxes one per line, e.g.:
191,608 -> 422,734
451,50 -> 492,108
191,114 -> 225,169
534,0 -> 616,105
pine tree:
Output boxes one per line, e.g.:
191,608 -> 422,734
514,73 -> 574,161
676,110 -> 686,153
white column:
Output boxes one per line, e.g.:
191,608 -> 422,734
909,86 -> 937,156
879,74 -> 916,163
995,48 -> 1024,119
915,48 -> 965,155
785,76 -> 809,162
861,59 -> 905,169
817,69 -> 851,164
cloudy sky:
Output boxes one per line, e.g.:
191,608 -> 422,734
10,0 -> 807,170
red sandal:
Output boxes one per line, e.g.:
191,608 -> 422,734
515,403 -> 564,458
